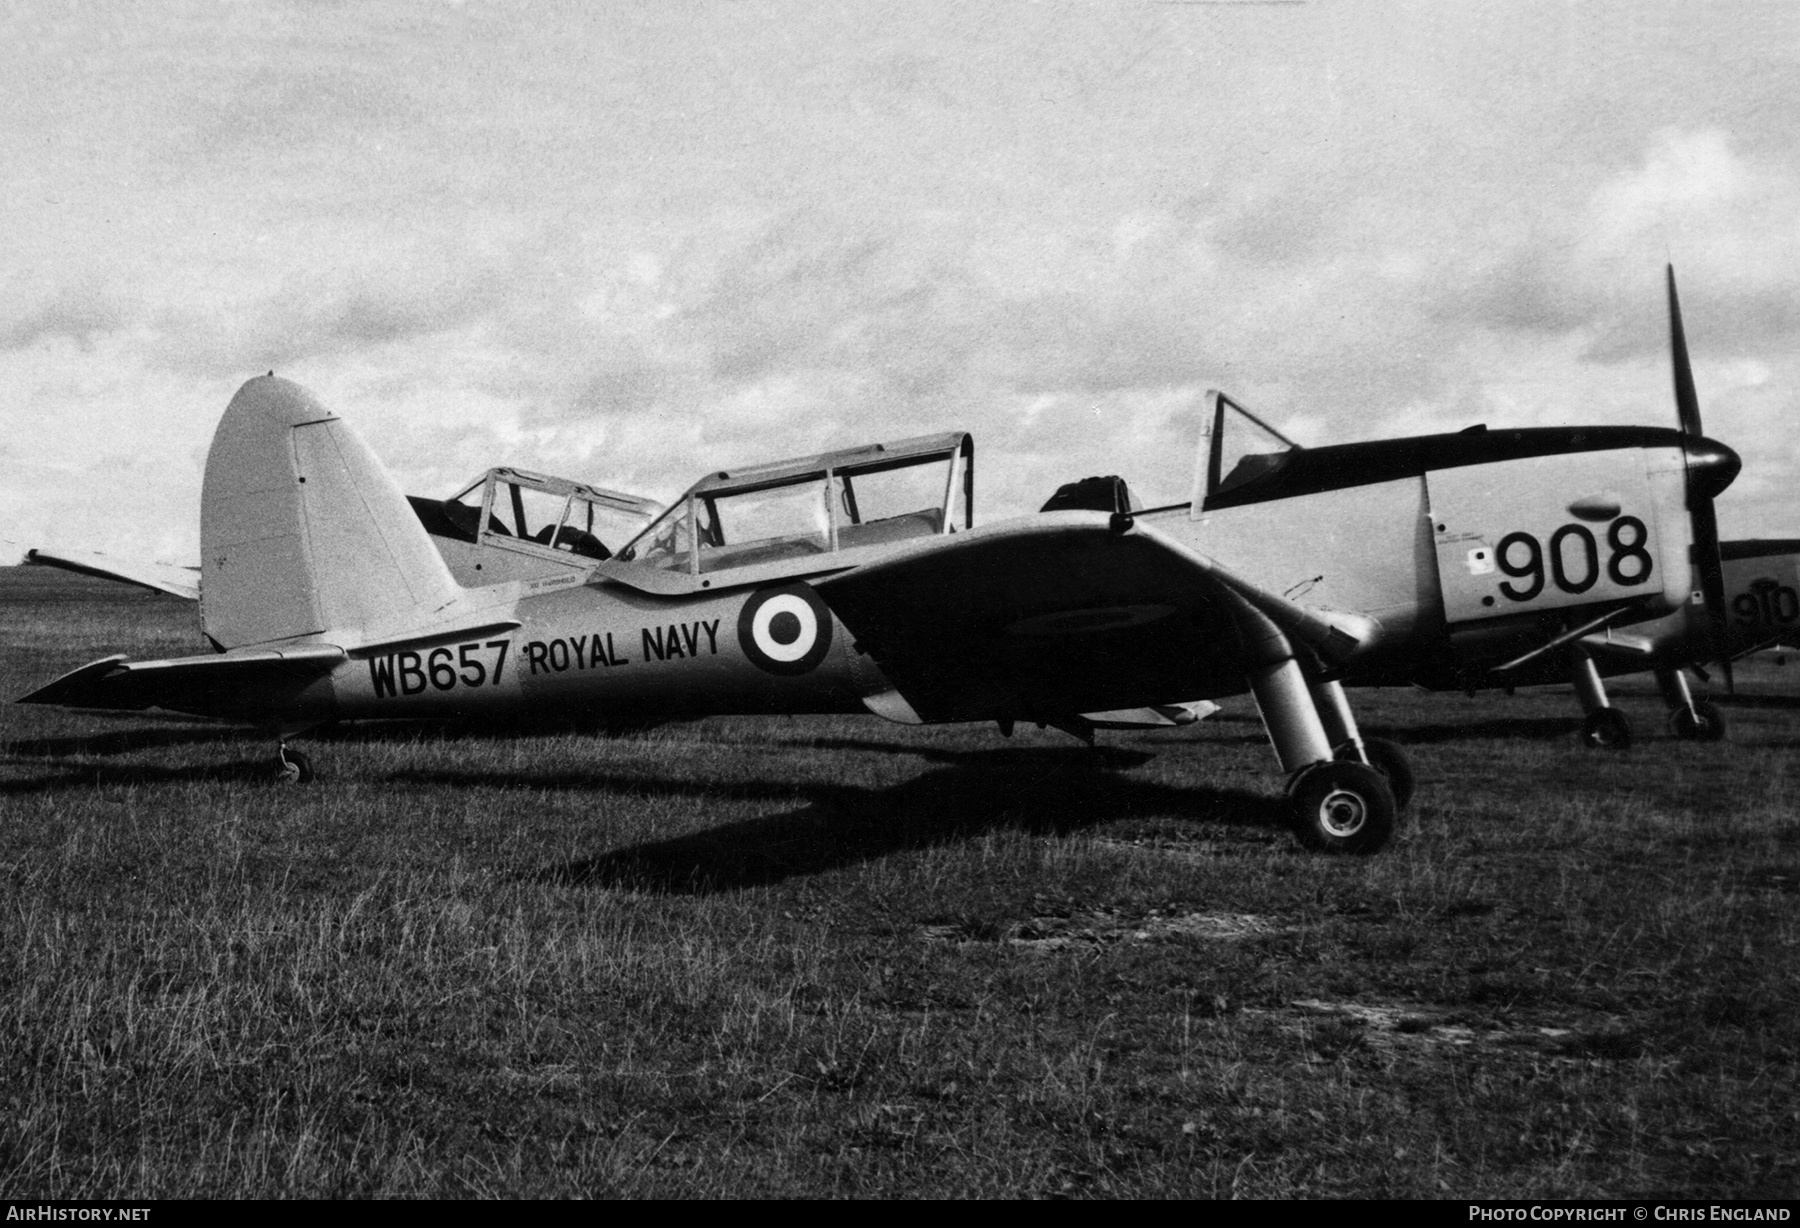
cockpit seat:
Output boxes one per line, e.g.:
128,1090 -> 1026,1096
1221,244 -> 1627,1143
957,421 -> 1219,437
555,527 -> 610,559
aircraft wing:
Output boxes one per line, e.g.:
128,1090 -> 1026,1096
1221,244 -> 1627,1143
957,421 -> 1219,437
814,511 -> 1379,724
1578,631 -> 1660,660
17,645 -> 344,714
23,546 -> 201,601
1084,701 -> 1220,729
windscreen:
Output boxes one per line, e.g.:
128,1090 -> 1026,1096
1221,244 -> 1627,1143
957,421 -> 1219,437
559,496 -> 654,559
1210,396 -> 1299,498
619,498 -> 700,571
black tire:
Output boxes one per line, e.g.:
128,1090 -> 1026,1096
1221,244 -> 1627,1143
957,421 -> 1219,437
1671,700 -> 1727,742
1580,707 -> 1632,750
276,746 -> 314,784
1288,760 -> 1396,855
1334,736 -> 1416,811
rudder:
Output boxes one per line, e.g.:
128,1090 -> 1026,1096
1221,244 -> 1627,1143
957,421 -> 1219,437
200,376 -> 462,649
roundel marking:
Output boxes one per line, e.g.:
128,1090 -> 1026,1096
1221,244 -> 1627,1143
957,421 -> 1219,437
738,583 -> 833,675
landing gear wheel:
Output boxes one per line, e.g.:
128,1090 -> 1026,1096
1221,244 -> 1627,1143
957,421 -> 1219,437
1580,708 -> 1632,750
275,745 -> 314,784
1288,760 -> 1396,855
1334,736 -> 1416,811
1671,700 -> 1726,742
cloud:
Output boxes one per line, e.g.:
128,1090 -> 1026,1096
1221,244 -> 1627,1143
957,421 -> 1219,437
183,64 -> 421,163
145,226 -> 522,376
1430,129 -> 1800,366
0,280 -> 138,352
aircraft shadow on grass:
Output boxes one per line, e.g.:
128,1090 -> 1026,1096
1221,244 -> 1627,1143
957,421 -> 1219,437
729,737 -> 1159,770
1361,716 -> 1584,745
0,717 -> 542,792
2,726 -> 252,759
0,756 -> 296,794
800,714 -> 1601,759
0,726 -> 275,792
405,753 -> 1293,895
1713,692 -> 1800,711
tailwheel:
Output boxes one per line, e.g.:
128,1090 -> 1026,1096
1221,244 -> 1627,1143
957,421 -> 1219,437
1288,760 -> 1396,855
1579,707 -> 1632,750
275,744 -> 314,784
1334,736 -> 1416,811
1671,700 -> 1726,742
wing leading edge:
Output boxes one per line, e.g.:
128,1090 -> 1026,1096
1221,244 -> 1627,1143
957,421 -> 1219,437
814,511 -> 1380,725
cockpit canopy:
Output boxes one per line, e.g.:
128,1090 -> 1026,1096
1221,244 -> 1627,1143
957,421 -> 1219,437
617,432 -> 973,576
444,468 -> 661,561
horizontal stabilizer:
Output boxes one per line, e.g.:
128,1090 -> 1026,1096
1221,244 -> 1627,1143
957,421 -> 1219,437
24,547 -> 200,601
18,645 -> 344,715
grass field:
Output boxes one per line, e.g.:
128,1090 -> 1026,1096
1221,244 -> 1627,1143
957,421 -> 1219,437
1,566 -> 1796,1198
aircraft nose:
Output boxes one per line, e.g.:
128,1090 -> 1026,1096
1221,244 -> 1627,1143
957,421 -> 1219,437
1684,435 -> 1741,502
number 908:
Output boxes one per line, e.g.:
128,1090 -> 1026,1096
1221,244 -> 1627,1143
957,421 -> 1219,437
1495,515 -> 1653,602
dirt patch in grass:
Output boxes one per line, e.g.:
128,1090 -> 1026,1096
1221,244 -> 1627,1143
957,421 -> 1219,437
920,908 -> 1287,951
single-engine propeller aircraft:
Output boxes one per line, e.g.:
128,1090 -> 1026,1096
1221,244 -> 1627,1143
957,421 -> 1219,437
19,341 -> 1741,854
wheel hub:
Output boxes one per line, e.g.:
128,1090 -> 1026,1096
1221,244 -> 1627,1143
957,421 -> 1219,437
1317,788 -> 1368,838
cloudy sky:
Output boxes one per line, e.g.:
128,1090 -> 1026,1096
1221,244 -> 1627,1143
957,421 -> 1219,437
5,1 -> 1799,566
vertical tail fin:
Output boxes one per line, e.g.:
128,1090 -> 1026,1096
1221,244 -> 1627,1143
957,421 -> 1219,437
200,375 -> 462,649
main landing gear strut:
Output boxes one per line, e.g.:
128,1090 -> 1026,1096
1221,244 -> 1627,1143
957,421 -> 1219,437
1571,649 -> 1724,749
1237,606 -> 1410,854
1657,664 -> 1725,742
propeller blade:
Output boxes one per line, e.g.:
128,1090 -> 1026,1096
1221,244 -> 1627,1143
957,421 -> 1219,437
1668,264 -> 1703,437
1690,491 -> 1731,660
1670,264 -> 1733,678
